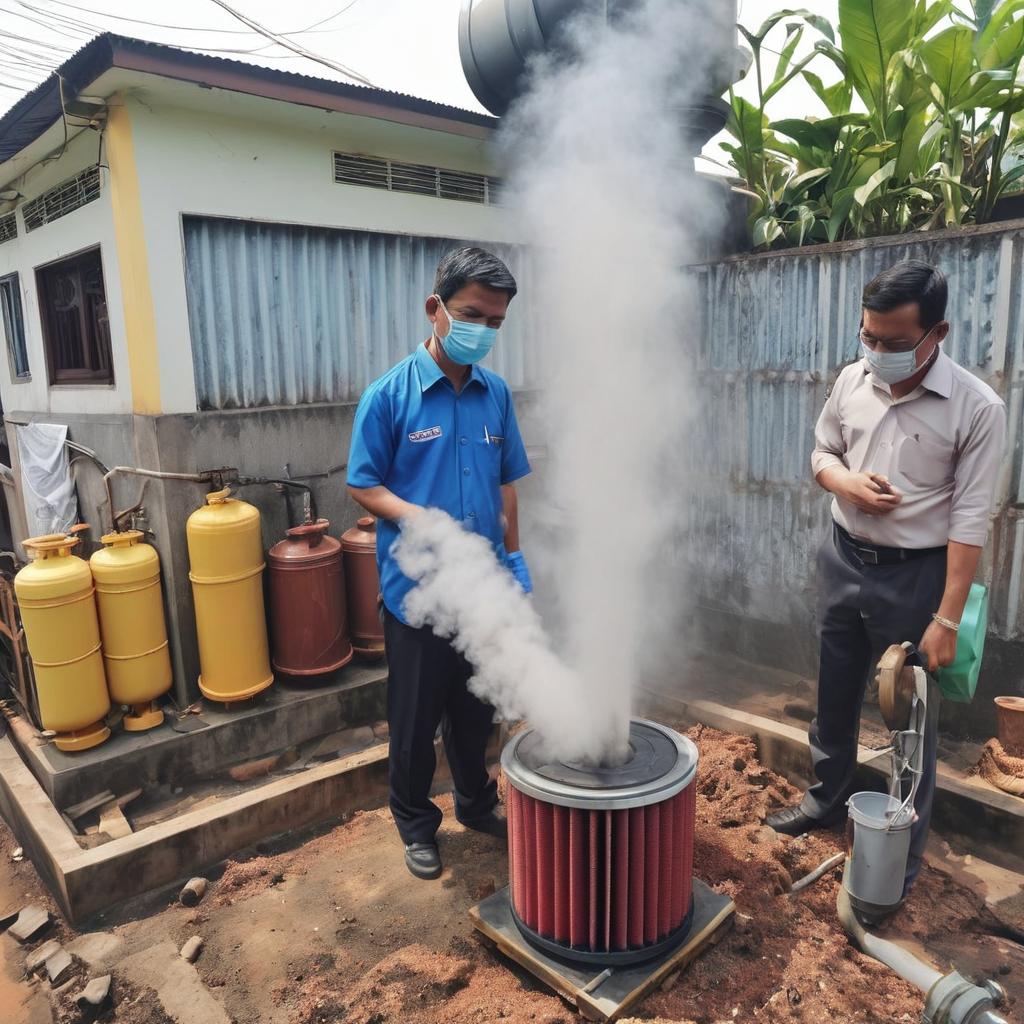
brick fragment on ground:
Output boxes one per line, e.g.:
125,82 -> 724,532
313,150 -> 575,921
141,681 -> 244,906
75,973 -> 113,1010
8,904 -> 51,943
25,938 -> 62,974
46,947 -> 74,985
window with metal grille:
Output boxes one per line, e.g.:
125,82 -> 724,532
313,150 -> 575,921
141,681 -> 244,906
0,273 -> 29,380
22,166 -> 101,232
0,212 -> 16,244
333,152 -> 501,205
36,247 -> 113,385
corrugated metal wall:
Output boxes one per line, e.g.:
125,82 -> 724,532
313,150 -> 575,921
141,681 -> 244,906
687,222 -> 1024,644
182,213 -> 1024,647
182,215 -> 536,409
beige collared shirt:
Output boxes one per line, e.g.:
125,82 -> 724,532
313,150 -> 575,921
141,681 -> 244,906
811,348 -> 1006,549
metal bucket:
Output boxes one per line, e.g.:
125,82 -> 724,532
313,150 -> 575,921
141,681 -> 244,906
845,792 -> 913,911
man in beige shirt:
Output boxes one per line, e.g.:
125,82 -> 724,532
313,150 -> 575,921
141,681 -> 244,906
766,260 -> 1006,898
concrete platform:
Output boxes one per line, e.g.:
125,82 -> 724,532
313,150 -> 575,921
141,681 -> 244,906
0,719 -> 500,924
647,690 -> 1024,876
10,664 -> 388,809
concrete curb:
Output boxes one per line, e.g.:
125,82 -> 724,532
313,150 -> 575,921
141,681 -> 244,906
0,727 -> 487,924
647,692 -> 1024,875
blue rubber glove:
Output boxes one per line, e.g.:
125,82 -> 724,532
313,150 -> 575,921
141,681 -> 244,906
505,550 -> 533,594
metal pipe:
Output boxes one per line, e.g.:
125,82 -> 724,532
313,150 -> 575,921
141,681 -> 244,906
64,440 -> 110,476
101,466 -> 223,534
789,852 -> 845,895
282,461 -> 347,481
836,867 -> 1008,1023
235,476 -> 317,525
107,467 -> 213,483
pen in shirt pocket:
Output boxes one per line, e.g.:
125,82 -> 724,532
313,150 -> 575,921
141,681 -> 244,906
484,425 -> 491,445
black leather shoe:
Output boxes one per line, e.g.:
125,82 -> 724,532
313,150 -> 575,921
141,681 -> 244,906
459,811 -> 507,842
404,842 -> 442,880
765,804 -> 844,836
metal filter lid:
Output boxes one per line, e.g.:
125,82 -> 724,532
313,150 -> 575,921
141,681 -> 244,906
501,718 -> 698,810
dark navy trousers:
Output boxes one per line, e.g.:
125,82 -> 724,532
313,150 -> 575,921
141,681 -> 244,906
382,606 -> 497,845
800,523 -> 944,892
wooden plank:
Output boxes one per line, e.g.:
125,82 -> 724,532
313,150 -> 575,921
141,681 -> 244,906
62,790 -> 115,820
97,803 -> 132,840
110,788 -> 142,810
470,880 -> 735,1023
577,893 -> 735,1020
468,903 -> 587,1005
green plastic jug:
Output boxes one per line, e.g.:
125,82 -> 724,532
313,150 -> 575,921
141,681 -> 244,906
936,583 -> 988,703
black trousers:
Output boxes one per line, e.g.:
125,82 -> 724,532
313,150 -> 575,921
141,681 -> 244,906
800,524 -> 944,892
383,606 -> 498,845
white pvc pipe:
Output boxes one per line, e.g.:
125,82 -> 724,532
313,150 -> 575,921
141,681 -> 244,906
836,884 -> 943,994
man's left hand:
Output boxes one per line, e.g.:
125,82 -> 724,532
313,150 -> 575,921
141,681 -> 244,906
918,619 -> 958,673
505,550 -> 533,594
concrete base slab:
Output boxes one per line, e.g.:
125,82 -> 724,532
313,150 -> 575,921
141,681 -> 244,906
0,721 -> 500,925
120,940 -> 231,1024
11,665 -> 387,809
649,691 -> 1024,875
65,931 -> 125,971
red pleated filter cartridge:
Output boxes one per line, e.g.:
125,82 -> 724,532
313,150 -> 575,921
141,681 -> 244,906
503,719 -> 698,966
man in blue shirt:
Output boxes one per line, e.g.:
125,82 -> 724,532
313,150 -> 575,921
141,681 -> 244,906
347,247 -> 532,880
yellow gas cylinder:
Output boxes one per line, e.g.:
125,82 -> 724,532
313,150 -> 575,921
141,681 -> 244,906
90,531 -> 172,731
15,534 -> 110,751
186,488 -> 273,703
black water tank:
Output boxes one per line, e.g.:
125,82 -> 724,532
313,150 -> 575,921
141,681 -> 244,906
458,0 -> 739,141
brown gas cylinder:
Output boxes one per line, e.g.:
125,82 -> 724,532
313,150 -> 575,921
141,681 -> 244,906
340,516 -> 385,659
268,519 -> 353,676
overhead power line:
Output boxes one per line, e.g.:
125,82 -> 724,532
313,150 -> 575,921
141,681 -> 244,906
1,25 -> 79,54
5,3 -> 280,59
0,42 -> 66,70
206,0 -> 377,87
4,2 -> 361,62
3,3 -> 92,43
0,0 -> 374,110
288,1 -> 364,35
0,63 -> 47,85
29,0 -> 364,38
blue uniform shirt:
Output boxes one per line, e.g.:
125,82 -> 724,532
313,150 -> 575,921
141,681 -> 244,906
347,342 -> 531,623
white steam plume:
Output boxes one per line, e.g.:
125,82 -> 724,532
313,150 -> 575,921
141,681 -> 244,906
396,508 -> 601,762
396,0 -> 722,765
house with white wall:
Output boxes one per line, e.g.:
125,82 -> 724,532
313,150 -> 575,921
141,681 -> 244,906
0,34 -> 536,704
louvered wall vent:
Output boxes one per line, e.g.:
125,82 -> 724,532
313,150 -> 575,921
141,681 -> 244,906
334,152 -> 501,205
22,166 -> 101,232
0,212 -> 16,244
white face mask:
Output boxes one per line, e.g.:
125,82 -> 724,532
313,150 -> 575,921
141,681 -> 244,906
860,327 -> 935,385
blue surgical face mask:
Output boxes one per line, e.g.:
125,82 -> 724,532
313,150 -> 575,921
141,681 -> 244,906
434,295 -> 498,365
860,328 -> 934,385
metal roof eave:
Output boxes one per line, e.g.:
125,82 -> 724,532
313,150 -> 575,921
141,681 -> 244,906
0,33 -> 497,167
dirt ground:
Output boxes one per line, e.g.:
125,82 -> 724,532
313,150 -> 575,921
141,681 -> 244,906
3,724 -> 1023,1024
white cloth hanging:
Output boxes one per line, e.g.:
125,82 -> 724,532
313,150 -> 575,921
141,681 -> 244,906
17,423 -> 78,538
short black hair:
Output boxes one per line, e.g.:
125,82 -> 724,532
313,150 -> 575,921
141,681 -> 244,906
862,259 -> 948,330
434,246 -> 517,303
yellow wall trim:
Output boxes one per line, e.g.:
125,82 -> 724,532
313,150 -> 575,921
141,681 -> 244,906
106,97 -> 161,415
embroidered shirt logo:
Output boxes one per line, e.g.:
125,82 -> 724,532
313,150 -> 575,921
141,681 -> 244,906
409,425 -> 442,443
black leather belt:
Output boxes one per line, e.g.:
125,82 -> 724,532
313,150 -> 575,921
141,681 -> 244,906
835,523 -> 945,566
